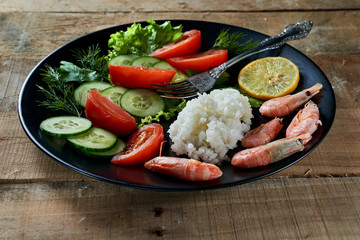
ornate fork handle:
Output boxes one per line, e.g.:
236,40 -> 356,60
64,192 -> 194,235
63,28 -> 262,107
209,21 -> 313,79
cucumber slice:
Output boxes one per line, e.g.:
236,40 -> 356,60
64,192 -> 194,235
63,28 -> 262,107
100,86 -> 128,105
152,61 -> 188,83
74,81 -> 112,107
130,56 -> 161,68
108,54 -> 139,66
67,127 -> 118,152
152,61 -> 174,70
84,138 -> 126,158
120,88 -> 165,117
40,116 -> 92,137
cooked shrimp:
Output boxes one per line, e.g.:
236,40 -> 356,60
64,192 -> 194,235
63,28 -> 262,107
241,118 -> 283,148
259,83 -> 323,117
144,156 -> 223,181
231,135 -> 307,168
286,100 -> 320,144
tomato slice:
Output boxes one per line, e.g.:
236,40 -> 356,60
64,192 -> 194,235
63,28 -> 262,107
111,123 -> 164,165
109,65 -> 176,89
85,89 -> 137,136
149,30 -> 202,60
166,49 -> 228,73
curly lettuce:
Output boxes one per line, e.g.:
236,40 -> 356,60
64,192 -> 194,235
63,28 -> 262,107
108,19 -> 183,59
138,98 -> 187,128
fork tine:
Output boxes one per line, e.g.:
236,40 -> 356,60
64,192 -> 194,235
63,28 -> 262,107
150,80 -> 191,90
153,82 -> 194,92
155,87 -> 199,96
160,92 -> 198,99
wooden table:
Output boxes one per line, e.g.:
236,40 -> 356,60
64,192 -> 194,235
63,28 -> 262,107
1,0 -> 359,239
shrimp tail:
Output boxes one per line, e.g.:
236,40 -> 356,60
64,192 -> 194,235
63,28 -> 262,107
144,157 -> 223,181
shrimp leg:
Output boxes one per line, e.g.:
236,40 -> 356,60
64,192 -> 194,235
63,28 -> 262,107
286,100 -> 320,144
231,136 -> 306,168
259,83 -> 323,117
144,157 -> 223,181
241,118 -> 283,148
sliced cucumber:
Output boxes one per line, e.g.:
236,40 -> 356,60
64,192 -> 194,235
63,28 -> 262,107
67,127 -> 118,152
100,86 -> 128,105
74,81 -> 112,107
108,54 -> 139,66
152,61 -> 174,70
152,61 -> 188,83
84,138 -> 126,158
130,56 -> 161,68
120,88 -> 165,117
40,116 -> 92,137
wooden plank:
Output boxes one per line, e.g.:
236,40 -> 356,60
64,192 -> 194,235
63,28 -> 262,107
0,177 -> 359,239
1,0 -> 359,12
0,11 -> 359,59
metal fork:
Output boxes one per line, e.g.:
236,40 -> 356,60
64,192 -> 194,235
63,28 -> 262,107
152,20 -> 313,99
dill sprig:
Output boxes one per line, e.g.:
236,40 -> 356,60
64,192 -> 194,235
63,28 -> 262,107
71,44 -> 109,80
213,28 -> 259,55
37,64 -> 83,116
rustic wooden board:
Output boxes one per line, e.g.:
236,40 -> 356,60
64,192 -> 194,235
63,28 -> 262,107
1,0 -> 360,12
1,1 -> 360,239
1,11 -> 359,59
0,177 -> 359,239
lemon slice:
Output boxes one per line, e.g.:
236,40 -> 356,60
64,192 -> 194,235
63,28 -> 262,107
238,57 -> 300,100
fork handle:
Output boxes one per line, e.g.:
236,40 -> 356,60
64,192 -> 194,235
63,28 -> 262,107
212,21 -> 313,76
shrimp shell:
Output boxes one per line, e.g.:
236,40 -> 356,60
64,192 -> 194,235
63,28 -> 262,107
259,83 -> 323,117
241,118 -> 283,148
286,100 -> 320,144
144,157 -> 223,181
232,136 -> 306,168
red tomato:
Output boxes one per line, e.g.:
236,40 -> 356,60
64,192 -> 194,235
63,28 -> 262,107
149,30 -> 202,60
85,89 -> 137,136
109,65 -> 176,89
166,49 -> 228,73
111,123 -> 164,165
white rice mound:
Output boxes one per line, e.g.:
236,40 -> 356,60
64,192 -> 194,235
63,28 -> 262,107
168,88 -> 253,165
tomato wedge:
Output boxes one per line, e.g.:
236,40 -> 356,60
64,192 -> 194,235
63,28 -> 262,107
149,30 -> 202,60
109,65 -> 176,89
166,49 -> 228,73
85,89 -> 137,136
111,123 -> 164,165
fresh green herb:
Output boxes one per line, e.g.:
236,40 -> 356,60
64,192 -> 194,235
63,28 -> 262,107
213,28 -> 259,55
107,19 -> 183,59
138,98 -> 187,128
37,45 -> 111,115
58,61 -> 102,83
37,65 -> 83,116
71,44 -> 108,80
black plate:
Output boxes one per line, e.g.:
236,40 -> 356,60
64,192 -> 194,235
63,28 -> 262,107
18,20 -> 336,191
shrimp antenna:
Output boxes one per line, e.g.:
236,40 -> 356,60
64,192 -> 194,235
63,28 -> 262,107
159,141 -> 167,157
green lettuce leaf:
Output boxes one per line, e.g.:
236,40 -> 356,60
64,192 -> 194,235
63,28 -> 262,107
138,98 -> 187,128
108,19 -> 183,59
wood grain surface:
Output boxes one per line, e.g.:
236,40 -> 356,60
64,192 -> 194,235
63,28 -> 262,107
1,0 -> 359,239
